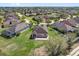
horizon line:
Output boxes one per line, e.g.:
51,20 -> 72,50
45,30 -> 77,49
0,3 -> 79,7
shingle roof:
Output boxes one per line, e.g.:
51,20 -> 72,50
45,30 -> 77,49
53,21 -> 66,30
31,25 -> 48,39
53,21 -> 75,31
67,19 -> 77,27
62,20 -> 77,27
8,22 -> 29,33
33,26 -> 47,34
3,13 -> 20,26
74,17 -> 79,23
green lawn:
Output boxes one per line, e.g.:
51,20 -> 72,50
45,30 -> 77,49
0,24 -> 68,56
0,28 -> 47,55
49,27 -> 67,44
0,12 -> 74,55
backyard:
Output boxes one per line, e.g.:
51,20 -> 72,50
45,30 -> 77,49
0,24 -> 69,56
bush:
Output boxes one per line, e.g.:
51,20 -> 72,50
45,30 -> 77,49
46,38 -> 68,56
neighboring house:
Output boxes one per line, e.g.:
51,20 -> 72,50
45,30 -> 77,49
43,16 -> 51,23
59,18 -> 79,28
4,17 -> 20,26
52,13 -> 60,18
33,16 -> 43,21
53,21 -> 76,33
62,20 -> 77,27
31,25 -> 48,40
67,19 -> 78,27
1,22 -> 30,38
2,14 -> 20,28
26,12 -> 37,16
32,16 -> 43,24
31,13 -> 37,16
65,10 -> 77,15
70,17 -> 79,27
74,17 -> 79,24
26,13 -> 32,16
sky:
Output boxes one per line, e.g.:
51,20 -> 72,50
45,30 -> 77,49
0,3 -> 79,7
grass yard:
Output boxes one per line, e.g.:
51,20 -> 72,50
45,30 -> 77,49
48,27 -> 67,44
45,27 -> 68,55
0,28 -> 48,55
0,24 -> 68,56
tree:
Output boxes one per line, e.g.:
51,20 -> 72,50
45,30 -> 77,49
20,15 -> 26,22
0,17 -> 3,24
32,17 -> 42,24
1,24 -> 4,28
46,38 -> 68,56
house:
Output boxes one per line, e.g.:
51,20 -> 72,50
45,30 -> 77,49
74,17 -> 79,24
53,21 -> 76,33
33,16 -> 43,21
31,25 -> 48,40
62,20 -> 77,27
65,10 -> 77,15
1,12 -> 20,28
70,17 -> 79,27
32,16 -> 43,24
1,22 -> 30,38
67,19 -> 78,27
43,16 -> 51,23
3,17 -> 20,26
58,19 -> 78,27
